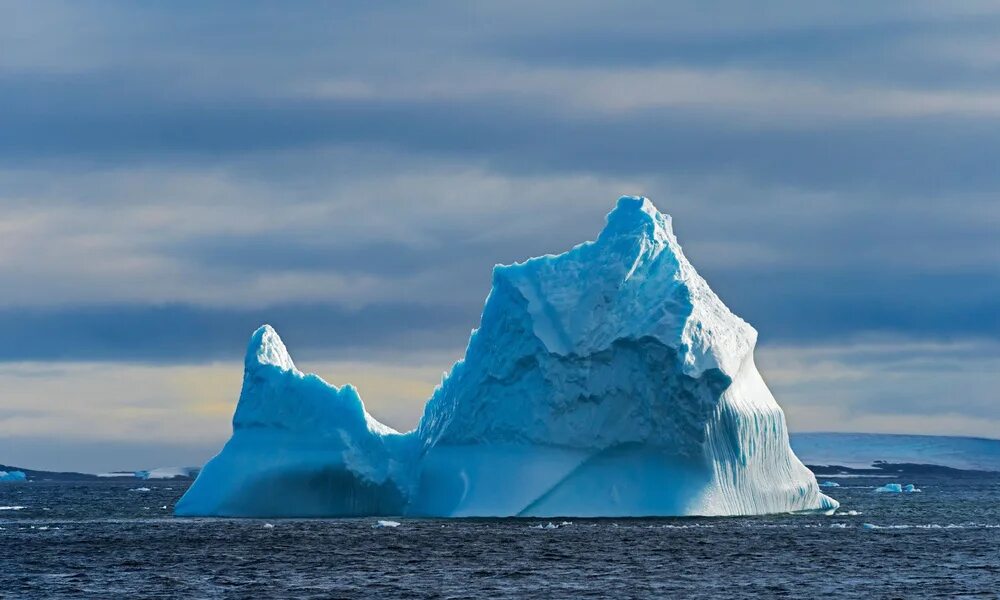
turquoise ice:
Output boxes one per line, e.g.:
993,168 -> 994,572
176,197 -> 837,517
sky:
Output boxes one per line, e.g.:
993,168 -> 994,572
1,1 -> 998,472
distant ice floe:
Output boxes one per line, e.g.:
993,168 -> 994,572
530,521 -> 574,529
128,487 -> 152,493
792,432 -> 1000,473
863,523 -> 997,530
875,483 -> 903,493
818,481 -> 840,488
135,467 -> 199,480
875,483 -> 921,493
0,471 -> 27,482
373,520 -> 400,528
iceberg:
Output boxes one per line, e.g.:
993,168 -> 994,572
0,471 -> 27,482
176,196 -> 837,518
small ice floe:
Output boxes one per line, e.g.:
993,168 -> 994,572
875,483 -> 921,493
160,506 -> 168,510
263,523 -> 275,529
829,523 -> 847,529
560,521 -> 573,527
0,470 -> 27,482
529,522 -> 562,529
0,506 -> 26,511
372,520 -> 400,528
128,487 -> 152,493
818,481 -> 841,488
875,483 -> 903,493
837,510 -> 862,516
862,523 -> 881,530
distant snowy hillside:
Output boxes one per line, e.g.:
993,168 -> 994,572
177,197 -> 837,518
792,433 -> 1000,472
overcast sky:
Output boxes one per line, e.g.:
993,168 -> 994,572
1,1 -> 998,472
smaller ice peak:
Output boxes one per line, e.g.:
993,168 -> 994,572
246,324 -> 296,373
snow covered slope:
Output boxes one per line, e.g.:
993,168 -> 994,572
177,196 -> 836,517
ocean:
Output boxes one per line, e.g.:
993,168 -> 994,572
1,473 -> 998,598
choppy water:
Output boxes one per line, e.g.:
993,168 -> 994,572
1,474 -> 998,598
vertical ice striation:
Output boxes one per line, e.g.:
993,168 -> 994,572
177,197 -> 837,517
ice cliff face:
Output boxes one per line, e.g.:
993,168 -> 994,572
175,196 -> 837,518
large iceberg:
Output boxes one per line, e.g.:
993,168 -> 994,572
176,196 -> 836,518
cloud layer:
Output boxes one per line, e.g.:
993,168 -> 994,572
1,1 -> 997,470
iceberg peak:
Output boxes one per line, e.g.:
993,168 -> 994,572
598,195 -> 672,245
245,324 -> 296,373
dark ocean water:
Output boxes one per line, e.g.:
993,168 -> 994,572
1,474 -> 998,599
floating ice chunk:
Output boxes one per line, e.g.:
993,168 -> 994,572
875,483 -> 903,493
818,481 -> 840,488
0,506 -> 26,511
128,487 -> 152,492
0,471 -> 27,482
136,467 -> 199,480
545,522 -> 558,529
373,520 -> 400,528
177,197 -> 837,518
903,484 -> 921,493
263,523 -> 275,529
829,523 -> 847,528
837,510 -> 862,516
862,523 -> 880,529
